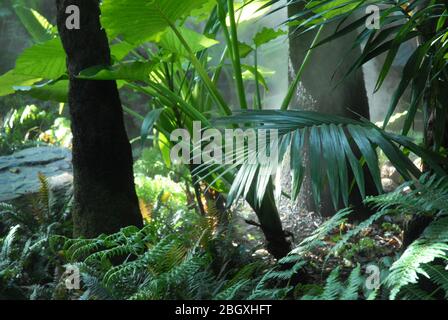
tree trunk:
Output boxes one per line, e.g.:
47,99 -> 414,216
403,1 -> 447,247
55,0 -> 142,237
288,2 -> 377,218
246,181 -> 292,260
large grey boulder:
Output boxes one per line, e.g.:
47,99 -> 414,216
0,147 -> 73,202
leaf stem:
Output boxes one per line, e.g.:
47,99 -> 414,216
161,12 -> 232,116
281,25 -> 324,111
226,0 -> 248,110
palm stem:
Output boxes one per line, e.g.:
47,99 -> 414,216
254,47 -> 262,110
162,14 -> 232,116
281,25 -> 324,111
227,0 -> 248,110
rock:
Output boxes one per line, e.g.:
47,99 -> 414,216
381,161 -> 401,185
0,147 -> 73,203
380,158 -> 423,193
382,178 -> 398,193
253,249 -> 270,258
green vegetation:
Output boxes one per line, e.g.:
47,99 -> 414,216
1,0 -> 448,301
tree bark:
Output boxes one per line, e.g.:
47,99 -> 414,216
403,1 -> 448,247
246,181 -> 292,260
288,2 -> 377,218
55,0 -> 142,237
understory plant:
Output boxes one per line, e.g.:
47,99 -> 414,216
0,175 -> 72,299
249,174 -> 448,300
57,213 -> 265,300
50,174 -> 448,300
0,0 -> 447,301
0,103 -> 68,155
3,0 -> 445,258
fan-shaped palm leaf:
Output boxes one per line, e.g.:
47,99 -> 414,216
207,110 -> 446,208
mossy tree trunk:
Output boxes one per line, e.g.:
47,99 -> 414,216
55,0 -> 143,237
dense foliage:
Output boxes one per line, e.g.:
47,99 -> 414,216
0,0 -> 447,301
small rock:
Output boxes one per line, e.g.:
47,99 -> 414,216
382,178 -> 398,193
253,249 -> 270,258
381,161 -> 401,185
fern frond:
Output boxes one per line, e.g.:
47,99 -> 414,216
385,215 -> 448,299
366,174 -> 448,216
214,280 -> 250,300
328,209 -> 388,259
248,287 -> 292,300
67,239 -> 107,261
1,225 -> 20,261
319,267 -> 343,300
399,284 -> 436,300
38,173 -> 51,218
422,264 -> 448,299
386,243 -> 448,299
340,265 -> 363,300
290,208 -> 352,257
80,272 -> 116,300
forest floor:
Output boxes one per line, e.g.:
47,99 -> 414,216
301,220 -> 402,281
234,200 -> 403,286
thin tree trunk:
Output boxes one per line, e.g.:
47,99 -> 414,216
246,181 -> 292,260
55,0 -> 142,237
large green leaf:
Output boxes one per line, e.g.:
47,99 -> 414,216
100,0 -> 213,44
253,27 -> 286,47
241,64 -> 271,90
238,41 -> 254,58
0,38 -> 133,98
0,71 -> 41,97
159,27 -> 219,57
212,110 -> 446,207
141,108 -> 164,147
14,37 -> 66,79
0,38 -> 66,97
0,28 -> 140,98
78,61 -> 155,82
110,42 -> 136,62
14,79 -> 69,103
13,5 -> 54,43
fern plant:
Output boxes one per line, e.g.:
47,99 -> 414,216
300,266 -> 364,300
0,174 -> 72,299
362,174 -> 448,299
249,174 -> 448,300
59,219 -> 265,300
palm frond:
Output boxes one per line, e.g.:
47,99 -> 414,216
210,110 -> 446,209
281,0 -> 448,134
